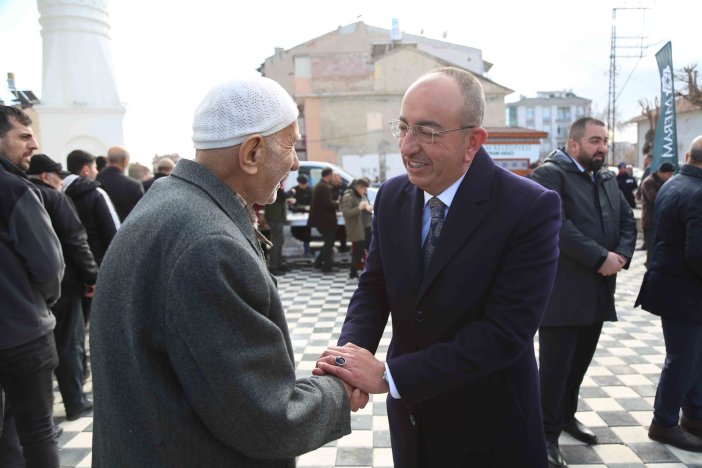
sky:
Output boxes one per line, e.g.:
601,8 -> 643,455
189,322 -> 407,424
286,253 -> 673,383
1,0 -> 700,167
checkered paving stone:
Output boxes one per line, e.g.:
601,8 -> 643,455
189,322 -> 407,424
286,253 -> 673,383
57,247 -> 702,467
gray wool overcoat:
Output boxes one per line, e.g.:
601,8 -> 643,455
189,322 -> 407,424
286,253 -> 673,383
90,159 -> 350,467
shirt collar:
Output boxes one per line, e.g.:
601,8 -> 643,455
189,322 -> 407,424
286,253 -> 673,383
423,169 -> 468,209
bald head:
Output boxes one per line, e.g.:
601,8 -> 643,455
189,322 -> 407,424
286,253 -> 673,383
687,135 -> 702,166
107,146 -> 130,171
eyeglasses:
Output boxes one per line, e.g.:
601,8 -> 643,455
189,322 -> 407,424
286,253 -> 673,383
389,119 -> 476,146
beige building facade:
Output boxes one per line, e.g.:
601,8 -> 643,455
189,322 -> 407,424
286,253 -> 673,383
259,22 -> 513,180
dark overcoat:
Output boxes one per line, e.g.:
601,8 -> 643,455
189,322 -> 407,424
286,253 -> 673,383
532,150 -> 637,326
636,164 -> 702,320
307,179 -> 337,231
339,150 -> 561,467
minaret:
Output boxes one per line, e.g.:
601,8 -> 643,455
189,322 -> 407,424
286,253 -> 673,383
35,0 -> 125,163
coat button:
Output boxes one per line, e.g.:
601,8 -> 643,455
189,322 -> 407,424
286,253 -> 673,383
410,415 -> 416,426
415,310 -> 425,321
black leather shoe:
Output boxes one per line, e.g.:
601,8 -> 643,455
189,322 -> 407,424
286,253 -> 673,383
562,417 -> 597,444
649,423 -> 702,452
546,441 -> 565,467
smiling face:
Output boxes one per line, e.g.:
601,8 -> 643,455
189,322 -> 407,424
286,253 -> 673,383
398,74 -> 484,195
0,117 -> 38,171
260,123 -> 300,205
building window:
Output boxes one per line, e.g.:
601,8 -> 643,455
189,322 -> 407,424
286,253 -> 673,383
294,56 -> 310,78
507,107 -> 518,126
557,107 -> 571,120
543,106 -> 551,120
526,107 -> 535,120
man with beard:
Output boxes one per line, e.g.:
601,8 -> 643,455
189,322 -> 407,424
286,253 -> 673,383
532,117 -> 637,466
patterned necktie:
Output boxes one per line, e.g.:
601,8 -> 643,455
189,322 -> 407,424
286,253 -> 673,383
423,197 -> 446,271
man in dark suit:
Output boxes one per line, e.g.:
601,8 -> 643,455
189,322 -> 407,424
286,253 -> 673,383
308,167 -> 338,272
315,67 -> 562,467
532,118 -> 637,466
96,145 -> 144,222
637,135 -> 702,452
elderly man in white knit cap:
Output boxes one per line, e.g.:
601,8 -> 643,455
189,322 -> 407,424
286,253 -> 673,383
90,76 -> 367,467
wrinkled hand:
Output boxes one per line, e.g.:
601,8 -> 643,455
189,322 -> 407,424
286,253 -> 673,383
598,251 -> 626,276
313,343 -> 389,394
339,380 -> 369,412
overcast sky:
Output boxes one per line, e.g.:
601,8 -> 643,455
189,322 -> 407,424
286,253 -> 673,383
1,0 -> 699,166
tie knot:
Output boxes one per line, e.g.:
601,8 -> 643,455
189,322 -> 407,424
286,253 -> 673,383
428,197 -> 445,218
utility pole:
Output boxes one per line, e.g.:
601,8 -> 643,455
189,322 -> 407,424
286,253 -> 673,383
607,7 -> 648,162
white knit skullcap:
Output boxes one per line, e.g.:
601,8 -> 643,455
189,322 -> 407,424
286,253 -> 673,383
192,76 -> 299,150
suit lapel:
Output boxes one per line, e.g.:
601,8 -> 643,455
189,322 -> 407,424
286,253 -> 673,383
400,182 -> 425,294
416,149 -> 495,302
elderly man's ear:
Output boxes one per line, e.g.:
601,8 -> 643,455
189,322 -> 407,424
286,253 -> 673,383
238,135 -> 265,175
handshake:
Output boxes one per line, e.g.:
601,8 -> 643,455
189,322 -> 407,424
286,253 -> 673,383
313,342 -> 388,412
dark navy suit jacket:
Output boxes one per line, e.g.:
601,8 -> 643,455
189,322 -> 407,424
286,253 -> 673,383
339,149 -> 561,467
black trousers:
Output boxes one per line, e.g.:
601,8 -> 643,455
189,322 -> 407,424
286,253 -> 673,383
539,322 -> 603,442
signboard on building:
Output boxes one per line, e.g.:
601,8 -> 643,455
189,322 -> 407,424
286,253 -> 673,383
492,158 -> 530,175
484,143 -> 540,161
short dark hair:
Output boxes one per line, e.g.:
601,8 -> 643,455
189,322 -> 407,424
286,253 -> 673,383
96,155 -> 107,172
296,174 -> 308,184
321,167 -> 333,178
0,105 -> 32,138
568,117 -> 606,142
67,149 -> 96,175
658,162 -> 675,173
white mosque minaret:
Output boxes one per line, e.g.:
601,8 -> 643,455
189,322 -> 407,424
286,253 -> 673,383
35,0 -> 125,163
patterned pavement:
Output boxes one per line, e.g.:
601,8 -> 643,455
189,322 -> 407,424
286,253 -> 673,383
56,241 -> 702,467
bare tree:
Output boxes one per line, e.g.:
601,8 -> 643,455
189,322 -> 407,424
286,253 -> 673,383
638,97 -> 658,152
676,64 -> 702,109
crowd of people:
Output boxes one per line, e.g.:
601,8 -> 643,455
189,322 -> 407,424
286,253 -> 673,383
1,66 -> 701,468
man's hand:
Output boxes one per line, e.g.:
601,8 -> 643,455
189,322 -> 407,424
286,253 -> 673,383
598,251 -> 626,276
313,343 -> 389,394
358,201 -> 369,211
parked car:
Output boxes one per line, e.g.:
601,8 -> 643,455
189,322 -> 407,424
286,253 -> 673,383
283,161 -> 378,242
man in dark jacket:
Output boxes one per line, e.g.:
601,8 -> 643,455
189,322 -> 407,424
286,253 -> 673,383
64,149 -> 120,265
286,174 -> 312,256
96,145 -> 144,222
0,105 -> 64,467
308,167 -> 338,272
263,183 -> 288,275
616,162 -> 638,208
532,117 -> 637,466
142,156 -> 174,192
636,135 -> 702,452
639,162 -> 675,265
27,154 -> 98,421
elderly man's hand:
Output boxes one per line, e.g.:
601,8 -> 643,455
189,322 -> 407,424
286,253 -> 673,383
313,343 -> 389,394
339,381 -> 369,412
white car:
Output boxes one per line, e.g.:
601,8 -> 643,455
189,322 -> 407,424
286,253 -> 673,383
281,161 -> 379,242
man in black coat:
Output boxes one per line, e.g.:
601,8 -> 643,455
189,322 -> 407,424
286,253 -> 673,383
64,150 -> 120,266
0,105 -> 63,467
636,135 -> 702,452
27,154 -> 97,421
96,145 -> 144,222
308,167 -> 338,272
532,117 -> 636,466
616,162 -> 638,208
